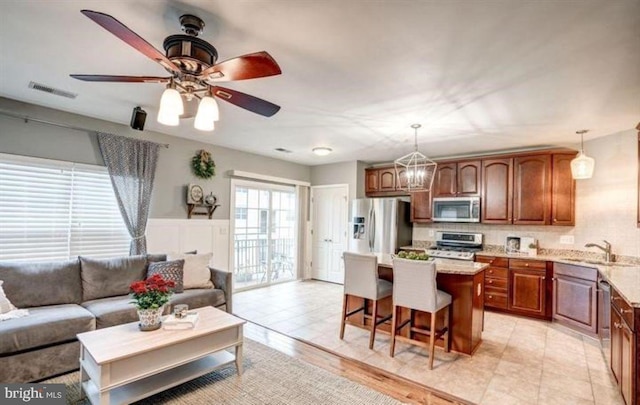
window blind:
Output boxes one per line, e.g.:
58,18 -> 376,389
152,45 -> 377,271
0,154 -> 129,262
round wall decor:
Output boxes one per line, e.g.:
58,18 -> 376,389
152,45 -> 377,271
191,149 -> 216,179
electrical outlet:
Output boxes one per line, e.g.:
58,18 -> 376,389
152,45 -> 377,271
560,235 -> 574,244
428,230 -> 435,237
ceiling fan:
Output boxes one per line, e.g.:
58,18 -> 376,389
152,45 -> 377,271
70,10 -> 282,130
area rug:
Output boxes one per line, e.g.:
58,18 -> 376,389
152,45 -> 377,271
44,338 -> 402,405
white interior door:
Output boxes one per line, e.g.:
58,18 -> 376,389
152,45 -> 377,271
311,185 -> 348,283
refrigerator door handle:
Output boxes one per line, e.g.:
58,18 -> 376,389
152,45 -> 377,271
369,209 -> 376,252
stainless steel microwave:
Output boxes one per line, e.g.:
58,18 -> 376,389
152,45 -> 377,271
432,196 -> 480,223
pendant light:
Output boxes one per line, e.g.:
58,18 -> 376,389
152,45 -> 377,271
394,124 -> 437,192
570,129 -> 595,179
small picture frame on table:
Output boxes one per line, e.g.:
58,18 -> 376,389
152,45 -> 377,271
505,236 -> 521,254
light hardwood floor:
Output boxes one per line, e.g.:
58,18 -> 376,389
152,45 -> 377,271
235,280 -> 624,405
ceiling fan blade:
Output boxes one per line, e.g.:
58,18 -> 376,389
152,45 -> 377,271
212,86 -> 280,117
201,51 -> 281,82
70,74 -> 171,83
81,10 -> 180,74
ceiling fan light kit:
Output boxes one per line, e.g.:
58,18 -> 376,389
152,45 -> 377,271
570,129 -> 595,179
394,124 -> 437,192
71,10 -> 282,132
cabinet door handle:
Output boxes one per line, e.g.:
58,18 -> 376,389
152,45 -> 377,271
488,295 -> 493,299
525,263 -> 529,267
488,280 -> 493,284
542,276 -> 546,280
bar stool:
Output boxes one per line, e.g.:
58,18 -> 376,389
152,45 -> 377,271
340,252 -> 393,349
390,258 -> 451,369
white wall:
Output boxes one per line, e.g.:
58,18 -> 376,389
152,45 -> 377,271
413,129 -> 640,258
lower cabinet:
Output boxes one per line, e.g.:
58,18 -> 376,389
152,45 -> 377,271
552,263 -> 598,335
476,256 -> 551,320
610,286 -> 636,405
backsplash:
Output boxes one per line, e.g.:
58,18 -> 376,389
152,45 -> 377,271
413,128 -> 640,259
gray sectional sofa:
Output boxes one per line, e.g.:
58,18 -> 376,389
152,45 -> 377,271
0,254 -> 232,383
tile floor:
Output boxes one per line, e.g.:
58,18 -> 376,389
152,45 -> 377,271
234,280 -> 625,405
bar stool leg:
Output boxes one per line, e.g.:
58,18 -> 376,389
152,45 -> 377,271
389,305 -> 398,357
428,311 -> 436,370
369,299 -> 378,349
339,294 -> 348,339
444,305 -> 451,353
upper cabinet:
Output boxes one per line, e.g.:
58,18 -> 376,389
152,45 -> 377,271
433,160 -> 481,198
481,158 -> 513,224
364,167 -> 408,197
552,153 -> 576,225
365,149 -> 576,226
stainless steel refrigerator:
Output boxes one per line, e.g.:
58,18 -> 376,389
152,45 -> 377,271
348,198 -> 412,254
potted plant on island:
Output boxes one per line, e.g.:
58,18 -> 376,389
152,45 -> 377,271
129,274 -> 175,331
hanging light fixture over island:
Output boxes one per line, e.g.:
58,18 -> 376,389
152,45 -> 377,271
394,124 -> 437,192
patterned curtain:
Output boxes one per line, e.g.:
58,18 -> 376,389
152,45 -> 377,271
97,133 -> 160,255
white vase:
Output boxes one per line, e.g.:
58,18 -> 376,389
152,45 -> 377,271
137,306 -> 164,331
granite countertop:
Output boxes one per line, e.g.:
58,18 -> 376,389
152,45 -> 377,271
400,245 -> 640,307
374,253 -> 488,275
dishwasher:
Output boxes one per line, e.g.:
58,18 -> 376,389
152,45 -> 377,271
598,277 -> 611,359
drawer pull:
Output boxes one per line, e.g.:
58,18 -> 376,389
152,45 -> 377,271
489,269 -> 494,274
525,263 -> 529,267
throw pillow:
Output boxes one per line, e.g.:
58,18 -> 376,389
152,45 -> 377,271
147,259 -> 185,293
167,253 -> 213,289
0,280 -> 29,321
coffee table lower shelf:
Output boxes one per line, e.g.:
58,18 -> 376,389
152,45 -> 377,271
81,351 -> 235,405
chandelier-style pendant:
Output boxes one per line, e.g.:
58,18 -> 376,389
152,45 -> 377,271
394,124 -> 437,192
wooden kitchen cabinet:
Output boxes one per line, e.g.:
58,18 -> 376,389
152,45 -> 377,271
476,256 -> 509,310
552,263 -> 598,335
513,155 -> 551,225
364,167 -> 408,197
610,286 -> 636,405
509,259 -> 550,319
552,153 -> 576,225
433,160 -> 481,198
410,191 -> 432,223
481,158 -> 513,224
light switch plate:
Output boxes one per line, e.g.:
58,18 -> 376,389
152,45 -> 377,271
560,235 -> 575,244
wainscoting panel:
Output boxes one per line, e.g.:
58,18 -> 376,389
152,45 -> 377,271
146,219 -> 230,271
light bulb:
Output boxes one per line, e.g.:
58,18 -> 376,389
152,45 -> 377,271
194,96 -> 219,131
157,87 -> 183,126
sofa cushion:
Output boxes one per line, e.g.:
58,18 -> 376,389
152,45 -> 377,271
146,254 -> 167,264
80,255 -> 147,301
167,253 -> 213,289
82,296 -> 140,329
168,288 -> 226,311
0,259 -> 82,308
0,304 -> 95,354
147,259 -> 184,293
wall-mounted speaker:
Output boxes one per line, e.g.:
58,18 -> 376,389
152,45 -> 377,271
130,106 -> 147,131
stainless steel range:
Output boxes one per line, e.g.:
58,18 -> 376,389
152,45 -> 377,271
425,231 -> 483,261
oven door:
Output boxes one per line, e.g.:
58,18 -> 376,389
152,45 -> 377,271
432,197 -> 480,222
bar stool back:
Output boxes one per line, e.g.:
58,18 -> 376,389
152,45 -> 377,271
390,258 -> 452,369
340,252 -> 392,349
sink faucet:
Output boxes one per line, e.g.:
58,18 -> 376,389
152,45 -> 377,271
585,240 -> 613,263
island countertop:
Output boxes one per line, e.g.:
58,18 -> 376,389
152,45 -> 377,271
373,253 -> 488,275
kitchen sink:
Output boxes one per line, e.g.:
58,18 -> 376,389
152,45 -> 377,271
560,258 -> 634,267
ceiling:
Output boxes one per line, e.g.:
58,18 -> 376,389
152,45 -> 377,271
1,1 -> 638,166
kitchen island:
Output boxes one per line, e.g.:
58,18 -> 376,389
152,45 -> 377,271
345,254 -> 487,355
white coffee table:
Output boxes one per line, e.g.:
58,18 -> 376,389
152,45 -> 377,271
77,306 -> 245,405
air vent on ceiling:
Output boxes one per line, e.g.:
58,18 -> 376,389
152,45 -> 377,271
275,148 -> 292,153
28,81 -> 77,99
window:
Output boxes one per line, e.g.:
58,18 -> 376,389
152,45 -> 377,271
0,154 -> 130,262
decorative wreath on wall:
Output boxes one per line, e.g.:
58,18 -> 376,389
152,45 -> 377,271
191,149 -> 216,179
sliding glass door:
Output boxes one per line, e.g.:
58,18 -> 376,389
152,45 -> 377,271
232,180 -> 297,290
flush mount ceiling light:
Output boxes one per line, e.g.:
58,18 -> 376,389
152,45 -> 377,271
312,147 -> 333,156
570,129 -> 595,179
394,124 -> 437,192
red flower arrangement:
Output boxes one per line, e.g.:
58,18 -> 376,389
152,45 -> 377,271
129,274 -> 176,310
